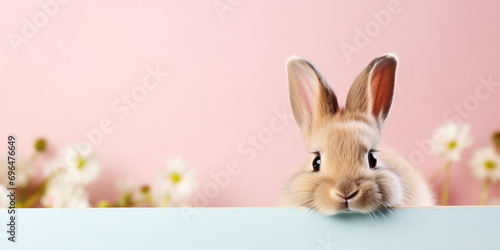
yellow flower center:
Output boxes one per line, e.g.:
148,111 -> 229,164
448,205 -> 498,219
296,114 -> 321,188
76,156 -> 86,170
485,160 -> 496,170
448,141 -> 457,150
171,172 -> 182,184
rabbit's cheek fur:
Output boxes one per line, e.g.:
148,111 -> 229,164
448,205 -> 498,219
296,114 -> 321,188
312,180 -> 344,215
374,169 -> 404,207
285,172 -> 320,207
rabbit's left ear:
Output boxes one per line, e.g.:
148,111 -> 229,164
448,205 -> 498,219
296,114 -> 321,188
286,56 -> 339,133
345,54 -> 398,125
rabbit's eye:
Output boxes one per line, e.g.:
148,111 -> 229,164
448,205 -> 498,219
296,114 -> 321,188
312,155 -> 321,171
368,151 -> 377,169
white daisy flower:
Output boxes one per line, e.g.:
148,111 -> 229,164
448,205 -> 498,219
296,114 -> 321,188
158,157 -> 197,206
41,182 -> 90,208
0,184 -> 10,208
40,183 -> 90,208
1,158 -> 36,188
469,146 -> 500,182
15,159 -> 37,187
44,142 -> 100,186
432,122 -> 473,162
154,189 -> 191,207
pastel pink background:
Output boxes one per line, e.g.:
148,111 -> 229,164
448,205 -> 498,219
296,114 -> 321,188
1,0 -> 499,206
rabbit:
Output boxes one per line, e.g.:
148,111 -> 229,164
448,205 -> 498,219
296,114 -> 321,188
283,54 -> 434,215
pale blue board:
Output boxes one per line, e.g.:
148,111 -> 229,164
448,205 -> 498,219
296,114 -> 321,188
1,207 -> 499,249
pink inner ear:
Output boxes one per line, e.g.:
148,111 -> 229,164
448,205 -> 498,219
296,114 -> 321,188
300,78 -> 315,120
370,60 -> 396,118
294,62 -> 319,120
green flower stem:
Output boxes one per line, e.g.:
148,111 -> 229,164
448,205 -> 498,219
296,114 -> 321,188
28,151 -> 41,163
118,193 -> 133,207
23,181 -> 47,208
29,139 -> 46,162
19,149 -> 46,208
22,160 -> 67,208
160,195 -> 171,207
141,186 -> 153,206
479,178 -> 491,205
429,162 -> 448,183
440,161 -> 452,206
144,192 -> 153,206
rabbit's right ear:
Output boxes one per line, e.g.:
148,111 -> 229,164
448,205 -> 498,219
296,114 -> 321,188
345,54 -> 398,126
286,57 -> 339,134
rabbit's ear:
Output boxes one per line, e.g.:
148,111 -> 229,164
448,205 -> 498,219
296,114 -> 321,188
286,56 -> 339,132
345,54 -> 398,125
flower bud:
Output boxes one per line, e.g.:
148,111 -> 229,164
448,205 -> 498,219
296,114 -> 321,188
34,138 -> 46,152
493,131 -> 500,149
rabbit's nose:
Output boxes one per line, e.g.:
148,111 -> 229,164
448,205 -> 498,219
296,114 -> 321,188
335,179 -> 359,200
337,190 -> 359,200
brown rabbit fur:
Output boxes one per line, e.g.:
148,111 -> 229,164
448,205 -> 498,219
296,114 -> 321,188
283,54 -> 434,215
